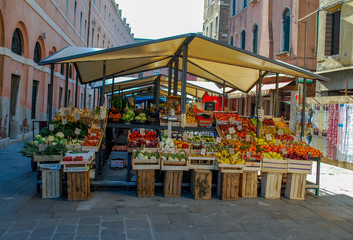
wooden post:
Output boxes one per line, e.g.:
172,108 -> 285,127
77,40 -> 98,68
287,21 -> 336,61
48,64 -> 54,123
256,71 -> 262,138
274,73 -> 279,117
301,78 -> 307,140
64,63 -> 69,107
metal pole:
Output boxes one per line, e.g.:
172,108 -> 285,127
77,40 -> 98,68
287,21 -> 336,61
301,78 -> 307,140
100,61 -> 106,106
222,81 -> 225,111
87,0 -> 91,47
156,76 -> 160,114
256,71 -> 263,138
180,45 -> 188,114
274,73 -> 279,117
173,57 -> 179,96
111,75 -> 115,97
48,64 -> 54,123
168,63 -> 173,95
92,88 -> 95,108
84,84 -> 87,108
75,74 -> 79,107
254,84 -> 258,115
64,63 -> 69,107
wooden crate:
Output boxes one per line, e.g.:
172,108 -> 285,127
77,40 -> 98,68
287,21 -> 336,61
42,170 -> 62,198
132,158 -> 160,170
67,171 -> 90,201
261,172 -> 283,199
190,169 -> 212,200
287,159 -> 313,174
163,171 -> 183,198
137,170 -> 155,197
161,160 -> 188,171
217,163 -> 244,173
262,158 -> 288,173
240,171 -> 258,198
188,156 -> 216,170
244,159 -> 262,171
34,154 -> 62,162
217,171 -> 240,201
285,173 -> 307,200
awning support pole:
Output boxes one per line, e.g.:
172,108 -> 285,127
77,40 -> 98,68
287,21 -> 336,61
64,63 -> 69,107
48,64 -> 54,123
84,84 -> 87,108
111,75 -> 115,97
274,73 -> 279,117
180,44 -> 188,114
92,89 -> 95,109
156,76 -> 161,115
256,71 -> 263,138
75,74 -> 79,107
100,60 -> 106,106
168,63 -> 173,96
222,81 -> 225,111
173,57 -> 179,96
301,78 -> 307,140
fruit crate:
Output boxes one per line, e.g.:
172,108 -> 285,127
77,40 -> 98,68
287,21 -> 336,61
287,159 -> 313,174
243,159 -> 262,171
33,153 -> 63,162
132,150 -> 160,170
261,158 -> 288,173
160,160 -> 188,171
188,150 -> 216,170
197,113 -> 213,127
216,162 -> 244,173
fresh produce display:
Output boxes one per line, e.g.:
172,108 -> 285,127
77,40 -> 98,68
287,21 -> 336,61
20,134 -> 67,157
121,110 -> 135,123
174,140 -> 189,149
263,118 -> 275,126
108,110 -> 121,122
161,152 -> 187,162
133,150 -> 159,160
110,96 -> 124,110
134,112 -> 147,123
127,130 -> 158,148
62,156 -> 84,161
39,120 -> 89,139
159,137 -> 175,151
241,117 -> 257,133
216,150 -> 244,165
214,112 -> 240,124
186,107 -> 197,123
201,135 -> 214,144
112,145 -> 127,151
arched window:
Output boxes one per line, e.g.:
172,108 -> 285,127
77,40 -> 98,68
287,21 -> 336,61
252,24 -> 258,54
243,0 -> 247,8
282,8 -> 290,52
241,30 -> 246,50
11,28 -> 23,56
73,1 -> 77,28
60,64 -> 65,75
230,36 -> 234,46
69,65 -> 72,79
232,0 -> 237,16
33,42 -> 41,63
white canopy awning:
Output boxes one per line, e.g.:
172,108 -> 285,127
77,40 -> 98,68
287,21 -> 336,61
228,82 -> 292,99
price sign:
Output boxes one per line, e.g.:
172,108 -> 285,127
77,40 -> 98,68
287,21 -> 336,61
229,148 -> 235,155
278,129 -> 283,135
75,128 -> 81,135
74,113 -> 80,121
229,118 -> 235,125
259,128 -> 265,135
62,118 -> 67,125
38,144 -> 46,151
229,127 -> 235,134
140,128 -> 145,135
201,148 -> 206,155
237,125 -> 243,131
282,148 -> 287,155
49,124 -> 54,131
216,137 -> 222,143
226,134 -> 232,140
246,135 -> 251,142
246,151 -> 252,158
266,134 -> 272,141
275,139 -> 279,146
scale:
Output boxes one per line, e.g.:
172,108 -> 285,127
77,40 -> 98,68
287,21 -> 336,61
161,115 -> 179,138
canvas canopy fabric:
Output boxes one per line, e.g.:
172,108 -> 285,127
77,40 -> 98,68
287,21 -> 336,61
228,82 -> 292,98
40,33 -> 328,93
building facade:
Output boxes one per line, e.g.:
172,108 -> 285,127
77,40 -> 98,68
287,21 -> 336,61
316,0 -> 353,95
0,0 -> 134,147
203,0 -> 230,43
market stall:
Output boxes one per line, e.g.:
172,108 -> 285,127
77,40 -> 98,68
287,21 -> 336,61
33,33 -> 328,200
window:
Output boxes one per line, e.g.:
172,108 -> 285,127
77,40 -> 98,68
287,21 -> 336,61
69,65 -> 72,79
153,70 -> 160,75
230,36 -> 234,46
68,90 -> 71,103
91,28 -> 95,47
60,64 -> 65,75
47,84 -> 50,115
210,22 -> 213,37
31,81 -> 39,119
206,26 -> 209,37
33,42 -> 41,64
241,30 -> 246,49
215,16 -> 219,34
65,0 -> 69,17
104,5 -> 107,21
11,28 -> 23,56
84,20 -> 87,42
282,8 -> 290,52
103,40 -> 105,48
79,12 -> 83,36
325,10 -> 340,56
81,93 -> 84,108
109,13 -> 111,26
252,24 -> 258,54
97,34 -> 100,48
232,0 -> 237,16
207,0 -> 210,7
59,87 -> 63,108
73,1 -> 77,28
243,0 -> 247,8
99,0 -> 101,11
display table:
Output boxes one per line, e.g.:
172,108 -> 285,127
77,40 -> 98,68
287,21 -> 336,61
163,171 -> 183,198
190,169 -> 212,200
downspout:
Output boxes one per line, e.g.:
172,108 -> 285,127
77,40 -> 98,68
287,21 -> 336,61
268,0 -> 274,59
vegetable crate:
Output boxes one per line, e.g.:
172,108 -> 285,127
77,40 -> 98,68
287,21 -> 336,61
34,154 -> 62,162
243,159 -> 262,171
163,170 -> 183,198
188,155 -> 216,170
67,171 -> 90,201
287,159 -> 313,174
61,161 -> 91,172
261,158 -> 288,173
217,163 -> 244,173
137,170 -> 155,197
41,169 -> 62,198
191,169 -> 212,200
132,158 -> 160,170
161,160 -> 188,171
217,171 -> 240,201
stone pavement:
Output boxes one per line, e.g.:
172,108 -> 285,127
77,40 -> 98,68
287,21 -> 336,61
0,142 -> 353,240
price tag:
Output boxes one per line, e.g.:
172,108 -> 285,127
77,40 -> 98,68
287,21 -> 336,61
62,118 -> 67,125
275,139 -> 279,146
237,125 -> 243,131
229,148 -> 235,155
259,128 -> 265,135
74,113 -> 80,121
49,124 -> 54,131
246,151 -> 251,158
229,118 -> 235,125
278,129 -> 283,135
229,127 -> 235,134
266,134 -> 272,141
38,144 -> 46,151
226,134 -> 232,140
282,148 -> 287,155
75,128 -> 81,135
246,135 -> 251,142
140,128 -> 145,135
201,148 -> 206,155
216,137 -> 222,143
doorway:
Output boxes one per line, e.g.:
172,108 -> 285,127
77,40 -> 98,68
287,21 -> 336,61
9,75 -> 20,139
